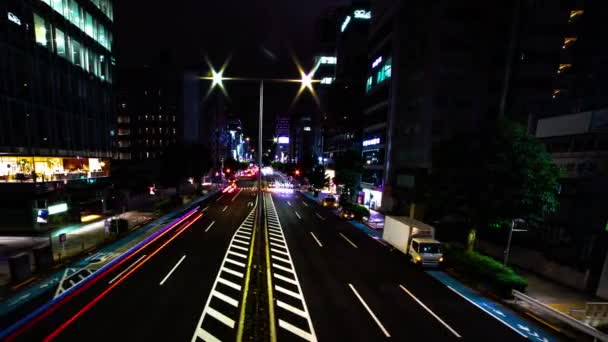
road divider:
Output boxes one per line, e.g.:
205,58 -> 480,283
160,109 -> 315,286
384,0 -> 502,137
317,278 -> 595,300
191,201 -> 257,342
265,193 -> 317,342
159,255 -> 187,286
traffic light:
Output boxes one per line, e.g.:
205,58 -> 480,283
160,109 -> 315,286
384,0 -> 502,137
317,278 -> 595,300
295,169 -> 301,176
226,168 -> 231,174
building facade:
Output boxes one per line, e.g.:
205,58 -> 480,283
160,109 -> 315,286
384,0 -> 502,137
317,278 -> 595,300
0,0 -> 114,232
274,115 -> 290,163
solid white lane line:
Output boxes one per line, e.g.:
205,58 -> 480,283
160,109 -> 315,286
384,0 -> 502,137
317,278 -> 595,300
204,221 -> 216,232
315,213 -> 326,220
310,232 -> 323,247
222,267 -> 244,278
232,244 -> 249,252
218,277 -> 242,291
302,202 -> 309,207
294,211 -> 302,220
274,273 -> 298,286
273,263 -> 294,274
349,284 -> 391,338
228,250 -> 248,259
339,233 -> 358,248
275,285 -> 303,300
287,201 -> 292,207
271,254 -> 291,264
197,328 -> 221,342
399,285 -> 462,338
213,290 -> 238,307
277,300 -> 307,318
216,195 -> 224,201
108,254 -> 146,284
225,258 -> 245,268
446,286 -> 528,338
159,255 -> 187,286
207,306 -> 235,328
279,319 -> 314,342
222,205 -> 228,212
231,189 -> 243,202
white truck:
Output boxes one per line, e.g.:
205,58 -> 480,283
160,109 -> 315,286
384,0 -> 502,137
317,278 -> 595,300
382,216 -> 443,267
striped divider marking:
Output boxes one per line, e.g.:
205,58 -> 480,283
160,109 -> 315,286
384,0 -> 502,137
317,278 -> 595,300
264,193 -> 318,342
190,203 -> 257,342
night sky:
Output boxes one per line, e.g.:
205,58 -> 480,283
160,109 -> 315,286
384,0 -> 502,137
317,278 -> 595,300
115,1 -> 345,142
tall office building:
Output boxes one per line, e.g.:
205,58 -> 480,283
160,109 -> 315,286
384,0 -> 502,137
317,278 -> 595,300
0,0 -> 114,231
274,115 -> 290,163
363,0 -> 512,212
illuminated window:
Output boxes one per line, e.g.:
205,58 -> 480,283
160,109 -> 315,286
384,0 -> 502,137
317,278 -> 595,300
557,64 -> 572,74
320,77 -> 334,85
376,58 -> 392,84
365,77 -> 372,92
55,28 -> 66,57
34,14 -> 49,47
70,38 -> 82,67
569,10 -> 584,23
562,37 -> 577,49
383,58 -> 392,79
51,0 -> 66,17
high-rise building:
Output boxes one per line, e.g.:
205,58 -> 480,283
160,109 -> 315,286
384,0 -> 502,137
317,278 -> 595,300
115,66 -> 181,161
0,0 -> 115,232
504,1 -> 608,127
362,0 -> 513,212
291,116 -> 322,165
274,115 -> 290,163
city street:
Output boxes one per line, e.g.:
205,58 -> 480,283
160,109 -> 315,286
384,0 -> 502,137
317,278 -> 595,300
266,189 -> 532,342
4,181 -> 258,341
0,177 -> 555,341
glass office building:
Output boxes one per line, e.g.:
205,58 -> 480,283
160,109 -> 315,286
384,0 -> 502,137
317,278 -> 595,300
1,0 -> 114,160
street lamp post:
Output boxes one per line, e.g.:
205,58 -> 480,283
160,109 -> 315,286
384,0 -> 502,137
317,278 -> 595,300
258,80 -> 263,191
504,218 -> 526,266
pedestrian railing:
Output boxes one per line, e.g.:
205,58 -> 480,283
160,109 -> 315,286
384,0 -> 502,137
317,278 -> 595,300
512,290 -> 608,341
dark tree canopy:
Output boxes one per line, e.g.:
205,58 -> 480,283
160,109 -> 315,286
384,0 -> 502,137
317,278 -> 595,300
160,143 -> 212,187
430,121 -> 560,249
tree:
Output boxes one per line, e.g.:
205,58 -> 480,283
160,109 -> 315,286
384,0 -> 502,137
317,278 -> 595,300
334,149 -> 364,201
308,166 -> 329,191
160,143 -> 212,187
430,121 -> 560,251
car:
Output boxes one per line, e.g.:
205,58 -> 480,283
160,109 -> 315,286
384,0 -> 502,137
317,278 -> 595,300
339,209 -> 355,220
321,196 -> 339,208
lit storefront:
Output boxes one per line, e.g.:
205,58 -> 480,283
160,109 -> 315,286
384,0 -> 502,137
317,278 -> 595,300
361,188 -> 383,210
0,156 -> 110,182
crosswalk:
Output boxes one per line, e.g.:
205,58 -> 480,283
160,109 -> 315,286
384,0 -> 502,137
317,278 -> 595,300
191,200 -> 257,342
264,193 -> 318,342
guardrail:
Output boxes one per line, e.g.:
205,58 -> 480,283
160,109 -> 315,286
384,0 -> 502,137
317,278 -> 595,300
512,290 -> 608,341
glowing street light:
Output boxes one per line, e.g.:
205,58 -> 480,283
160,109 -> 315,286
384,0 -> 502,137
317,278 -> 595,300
212,69 -> 224,88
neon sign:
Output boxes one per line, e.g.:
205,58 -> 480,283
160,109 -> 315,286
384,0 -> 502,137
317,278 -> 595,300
354,10 -> 371,19
319,56 -> 337,65
341,15 -> 351,32
362,138 -> 381,146
8,12 -> 21,26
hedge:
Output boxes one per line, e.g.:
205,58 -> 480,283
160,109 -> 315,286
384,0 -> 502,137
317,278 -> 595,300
342,202 -> 370,219
443,244 -> 527,297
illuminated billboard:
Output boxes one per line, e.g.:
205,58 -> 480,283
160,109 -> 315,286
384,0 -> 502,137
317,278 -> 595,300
278,137 -> 290,144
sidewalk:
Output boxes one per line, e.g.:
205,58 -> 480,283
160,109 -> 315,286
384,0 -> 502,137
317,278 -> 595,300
0,189 -> 218,319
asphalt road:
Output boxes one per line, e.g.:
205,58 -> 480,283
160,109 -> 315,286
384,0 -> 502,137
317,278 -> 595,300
7,180 -> 258,341
268,189 -> 529,342
3,177 -> 549,341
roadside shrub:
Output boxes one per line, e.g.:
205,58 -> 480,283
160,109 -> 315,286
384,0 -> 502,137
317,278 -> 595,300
443,244 -> 527,297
